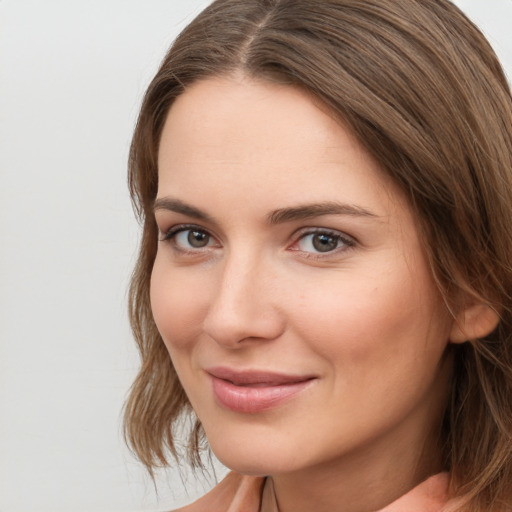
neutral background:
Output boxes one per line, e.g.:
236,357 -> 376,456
1,1 -> 511,511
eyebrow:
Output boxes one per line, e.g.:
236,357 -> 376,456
153,197 -> 215,222
153,197 -> 378,224
268,202 -> 378,224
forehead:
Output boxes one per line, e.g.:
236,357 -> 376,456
157,75 -> 407,222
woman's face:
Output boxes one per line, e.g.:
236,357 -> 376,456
151,76 -> 455,479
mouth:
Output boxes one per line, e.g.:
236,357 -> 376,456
206,367 -> 316,413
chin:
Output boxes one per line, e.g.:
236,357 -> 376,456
206,427 -> 307,477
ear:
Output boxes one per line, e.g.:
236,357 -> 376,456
449,302 -> 500,344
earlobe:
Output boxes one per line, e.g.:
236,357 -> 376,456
449,303 -> 501,344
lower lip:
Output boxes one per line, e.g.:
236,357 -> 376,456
210,376 -> 314,413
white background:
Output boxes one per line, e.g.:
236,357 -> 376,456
1,1 -> 511,511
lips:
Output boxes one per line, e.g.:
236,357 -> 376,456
207,367 -> 316,413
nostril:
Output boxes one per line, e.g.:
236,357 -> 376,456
202,298 -> 285,348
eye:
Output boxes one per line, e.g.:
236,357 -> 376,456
293,230 -> 354,254
160,225 -> 218,251
176,229 -> 212,248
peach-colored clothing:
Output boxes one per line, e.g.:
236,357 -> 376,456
173,471 -> 451,512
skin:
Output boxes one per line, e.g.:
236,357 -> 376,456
151,75 -> 458,512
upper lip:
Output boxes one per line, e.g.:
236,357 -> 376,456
206,366 -> 316,386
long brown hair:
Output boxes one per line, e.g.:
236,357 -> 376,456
124,1 -> 512,509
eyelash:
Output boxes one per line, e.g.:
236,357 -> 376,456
159,224 -> 217,251
290,228 -> 356,257
158,224 -> 356,257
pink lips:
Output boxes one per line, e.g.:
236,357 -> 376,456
207,367 -> 315,413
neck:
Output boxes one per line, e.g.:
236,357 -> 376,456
267,417 -> 444,512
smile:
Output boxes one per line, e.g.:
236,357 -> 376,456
207,367 -> 316,413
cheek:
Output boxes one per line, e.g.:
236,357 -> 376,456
150,255 -> 210,352
287,263 -> 450,369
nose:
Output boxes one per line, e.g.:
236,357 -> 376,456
202,250 -> 285,348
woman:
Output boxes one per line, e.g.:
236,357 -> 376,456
124,0 -> 512,510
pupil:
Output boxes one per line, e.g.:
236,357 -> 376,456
188,230 -> 209,248
313,234 -> 337,252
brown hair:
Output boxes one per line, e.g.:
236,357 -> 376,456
124,0 -> 512,509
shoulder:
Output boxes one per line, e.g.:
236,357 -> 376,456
378,473 -> 451,512
172,471 -> 266,512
